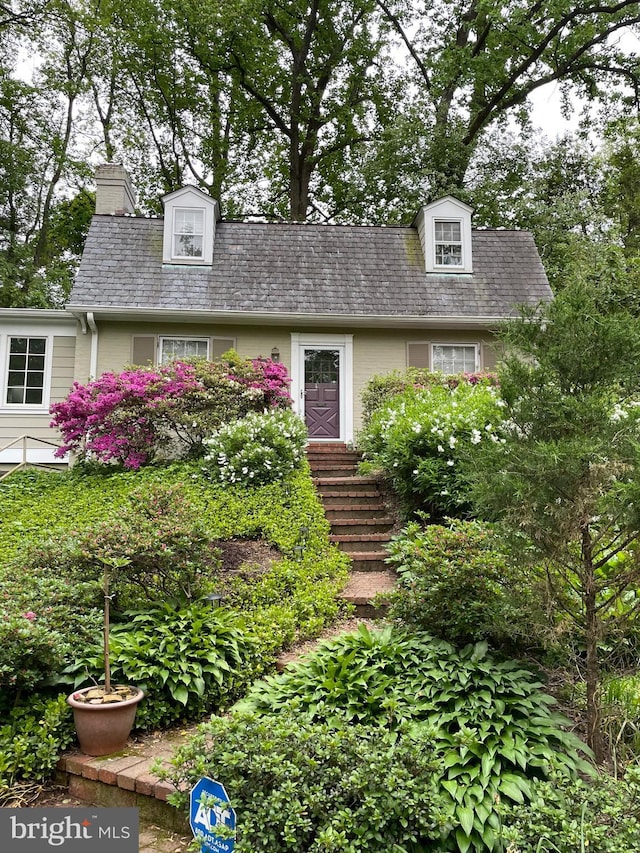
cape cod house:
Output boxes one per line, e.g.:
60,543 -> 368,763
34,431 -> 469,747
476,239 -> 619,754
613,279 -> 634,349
0,164 -> 552,468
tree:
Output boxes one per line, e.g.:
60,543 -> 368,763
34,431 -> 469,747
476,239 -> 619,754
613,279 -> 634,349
378,0 -> 640,196
465,278 -> 640,761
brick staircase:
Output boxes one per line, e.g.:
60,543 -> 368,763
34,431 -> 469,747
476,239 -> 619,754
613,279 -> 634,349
307,443 -> 397,616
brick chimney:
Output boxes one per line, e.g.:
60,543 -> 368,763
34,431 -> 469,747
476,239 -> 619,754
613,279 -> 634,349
94,163 -> 136,215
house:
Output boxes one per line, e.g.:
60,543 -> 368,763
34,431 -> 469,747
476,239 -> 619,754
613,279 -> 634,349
0,164 -> 552,466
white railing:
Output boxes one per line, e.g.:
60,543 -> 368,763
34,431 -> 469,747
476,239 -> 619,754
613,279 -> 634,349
0,435 -> 65,481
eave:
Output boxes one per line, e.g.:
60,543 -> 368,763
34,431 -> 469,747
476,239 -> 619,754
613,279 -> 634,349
68,305 -> 509,330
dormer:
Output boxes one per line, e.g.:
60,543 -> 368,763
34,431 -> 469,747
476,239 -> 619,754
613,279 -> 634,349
161,186 -> 220,266
414,196 -> 473,274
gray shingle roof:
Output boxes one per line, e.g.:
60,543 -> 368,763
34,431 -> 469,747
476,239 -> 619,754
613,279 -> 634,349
69,215 -> 551,320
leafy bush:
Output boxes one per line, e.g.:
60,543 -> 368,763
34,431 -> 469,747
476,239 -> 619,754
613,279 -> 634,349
358,379 -> 504,517
0,695 -> 75,791
500,769 -> 640,852
202,409 -> 308,486
60,602 -> 256,729
361,368 -> 499,428
385,518 -> 553,650
161,710 -> 448,852
50,354 -> 292,468
235,625 -> 593,852
0,613 -> 69,707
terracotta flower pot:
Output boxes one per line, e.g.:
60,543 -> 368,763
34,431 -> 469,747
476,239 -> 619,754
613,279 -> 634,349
67,685 -> 144,756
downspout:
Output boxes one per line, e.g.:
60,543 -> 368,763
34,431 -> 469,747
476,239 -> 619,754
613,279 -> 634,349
83,312 -> 98,379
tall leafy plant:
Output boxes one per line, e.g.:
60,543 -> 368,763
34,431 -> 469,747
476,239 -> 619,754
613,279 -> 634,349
464,278 -> 640,762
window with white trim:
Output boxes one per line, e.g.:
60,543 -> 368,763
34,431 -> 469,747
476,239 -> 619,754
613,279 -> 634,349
173,208 -> 204,258
5,336 -> 47,405
159,337 -> 210,363
434,220 -> 463,267
432,343 -> 478,374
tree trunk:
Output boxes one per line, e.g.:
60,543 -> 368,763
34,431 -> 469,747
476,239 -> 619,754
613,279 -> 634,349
582,525 -> 603,762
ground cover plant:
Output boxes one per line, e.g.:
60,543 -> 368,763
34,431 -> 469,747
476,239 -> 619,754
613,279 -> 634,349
165,625 -> 593,852
0,458 -> 349,792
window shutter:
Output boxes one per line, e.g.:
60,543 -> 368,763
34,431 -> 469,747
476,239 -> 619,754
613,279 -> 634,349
481,342 -> 498,370
131,336 -> 156,365
212,338 -> 236,360
407,343 -> 430,369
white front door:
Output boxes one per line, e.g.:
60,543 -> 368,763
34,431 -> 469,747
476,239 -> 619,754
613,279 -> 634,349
290,333 -> 353,443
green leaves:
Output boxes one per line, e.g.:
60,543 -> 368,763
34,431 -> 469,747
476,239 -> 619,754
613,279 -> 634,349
232,625 -> 593,851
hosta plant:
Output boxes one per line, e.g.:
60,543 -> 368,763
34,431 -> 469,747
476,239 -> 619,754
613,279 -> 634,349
235,625 -> 593,852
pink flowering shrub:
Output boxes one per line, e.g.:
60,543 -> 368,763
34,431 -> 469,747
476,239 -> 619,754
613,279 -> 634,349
50,354 -> 292,468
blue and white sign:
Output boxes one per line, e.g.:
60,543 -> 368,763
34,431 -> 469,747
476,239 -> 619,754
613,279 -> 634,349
189,778 -> 236,853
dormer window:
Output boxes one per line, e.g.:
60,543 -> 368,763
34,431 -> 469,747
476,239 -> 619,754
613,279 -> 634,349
434,220 -> 463,267
173,208 -> 204,258
415,196 -> 473,274
161,186 -> 220,266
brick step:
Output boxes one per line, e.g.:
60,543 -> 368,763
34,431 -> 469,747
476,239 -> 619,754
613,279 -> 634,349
307,450 -> 361,462
306,442 -> 349,452
309,463 -> 360,477
341,570 -> 396,617
349,552 -> 390,572
314,476 -> 381,494
331,533 -> 392,553
320,490 -> 384,507
329,518 -> 395,535
325,504 -> 389,520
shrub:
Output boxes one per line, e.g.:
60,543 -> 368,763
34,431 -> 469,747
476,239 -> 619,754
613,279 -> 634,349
500,769 -> 640,852
60,602 -> 256,729
235,625 -> 593,852
361,368 -> 499,428
385,518 -> 553,650
50,354 -> 292,468
12,482 -> 221,610
0,613 -> 69,707
160,710 -> 448,852
202,409 -> 308,486
0,695 -> 75,791
358,379 -> 504,518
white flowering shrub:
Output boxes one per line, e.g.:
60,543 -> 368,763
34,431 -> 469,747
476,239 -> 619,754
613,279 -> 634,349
203,409 -> 308,486
359,380 -> 505,517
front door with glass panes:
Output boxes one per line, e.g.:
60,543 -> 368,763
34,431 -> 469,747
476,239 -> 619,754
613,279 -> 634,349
303,348 -> 340,439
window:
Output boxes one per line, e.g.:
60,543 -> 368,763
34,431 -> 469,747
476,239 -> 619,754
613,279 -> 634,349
434,220 -> 463,267
6,337 -> 47,405
173,208 -> 204,258
159,337 -> 209,363
432,344 -> 478,374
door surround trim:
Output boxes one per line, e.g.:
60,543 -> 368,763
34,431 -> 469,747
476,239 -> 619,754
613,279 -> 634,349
290,333 -> 353,444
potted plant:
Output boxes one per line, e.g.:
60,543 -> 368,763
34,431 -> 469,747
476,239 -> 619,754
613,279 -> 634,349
67,557 -> 144,756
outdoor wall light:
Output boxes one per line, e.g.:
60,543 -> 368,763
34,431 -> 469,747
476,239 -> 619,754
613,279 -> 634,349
271,346 -> 280,362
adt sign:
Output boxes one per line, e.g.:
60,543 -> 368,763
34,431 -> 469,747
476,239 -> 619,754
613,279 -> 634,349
189,777 -> 236,853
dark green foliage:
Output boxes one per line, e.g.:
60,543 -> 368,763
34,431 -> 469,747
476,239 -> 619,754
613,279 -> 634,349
500,769 -> 640,852
0,614 -> 69,705
385,519 -> 552,650
235,625 -> 593,852
465,278 -> 640,760
0,695 -> 75,792
161,710 -> 447,852
60,602 -> 255,729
